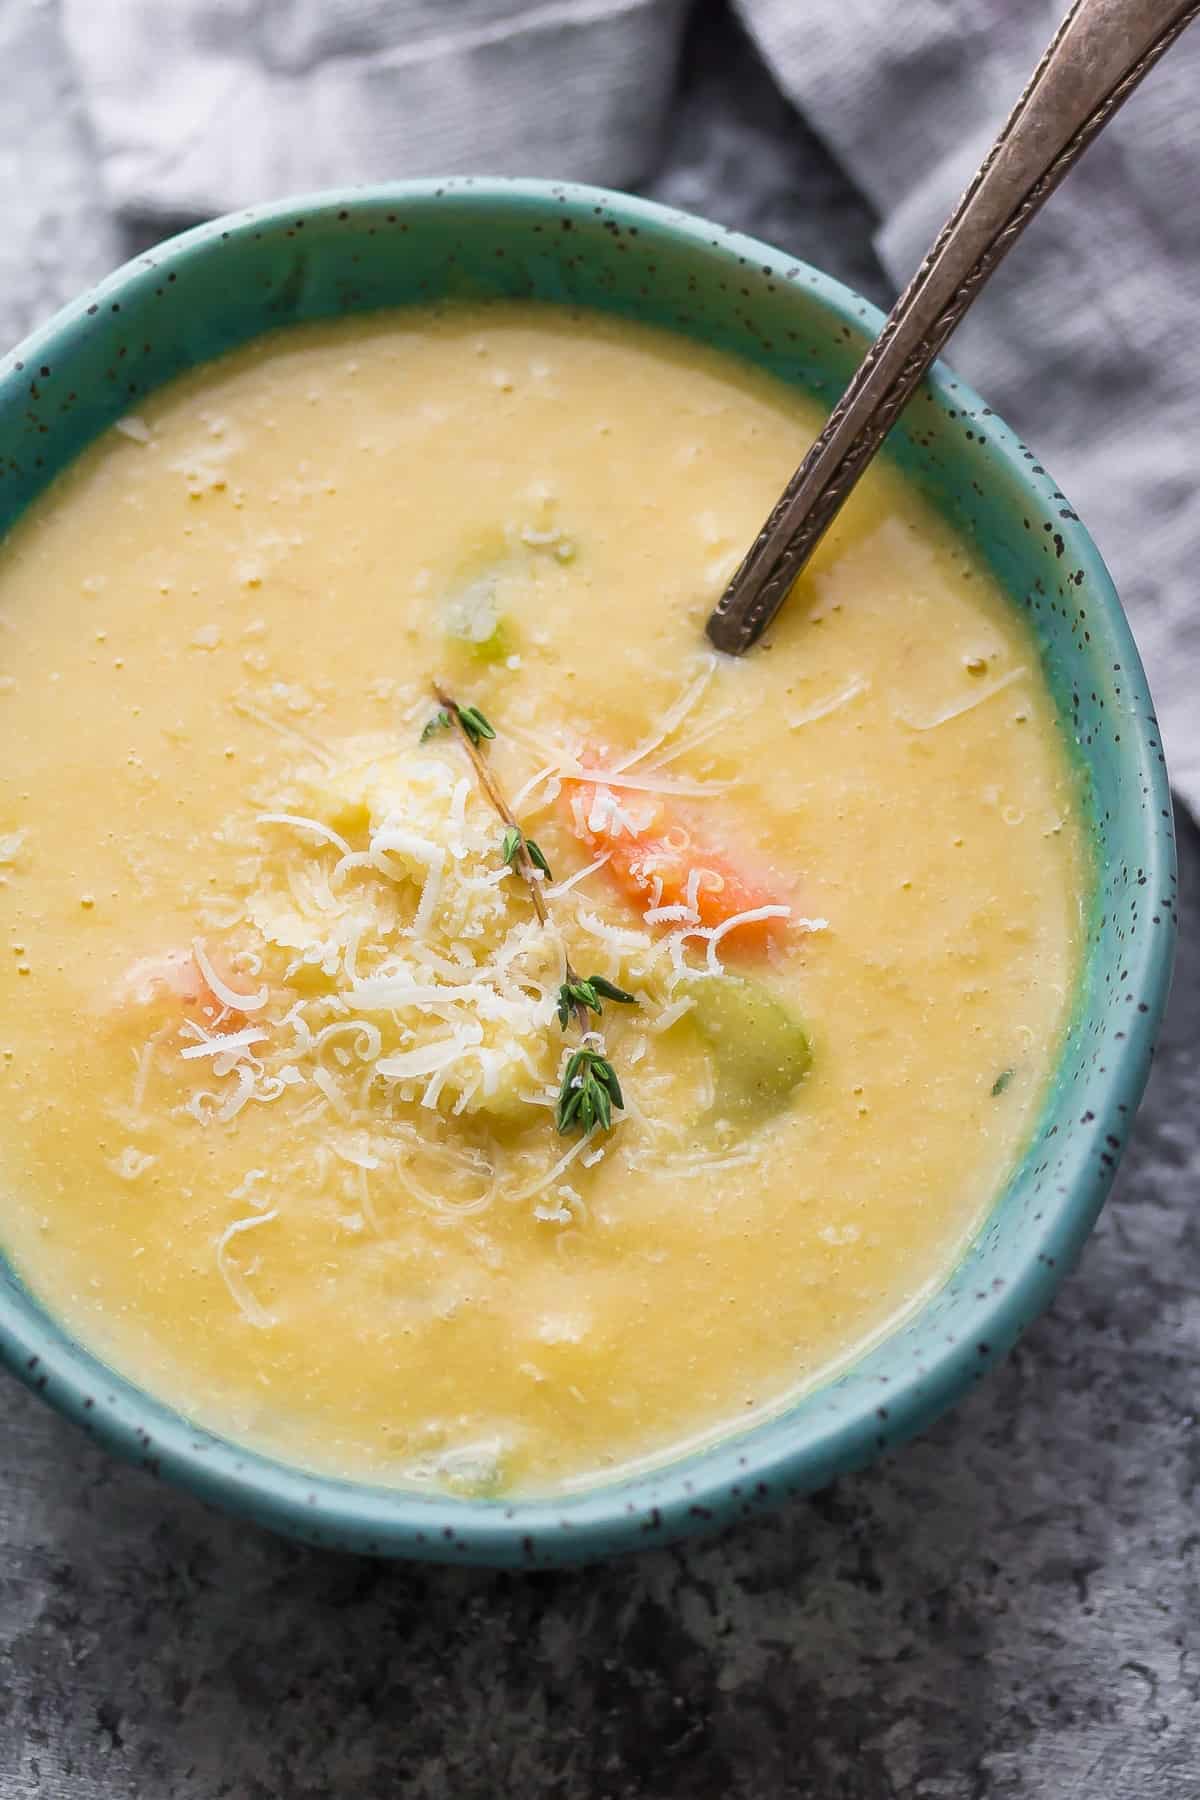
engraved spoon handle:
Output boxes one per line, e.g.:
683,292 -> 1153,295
707,0 -> 1200,656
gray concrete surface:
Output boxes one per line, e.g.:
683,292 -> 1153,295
1,5 -> 1197,1795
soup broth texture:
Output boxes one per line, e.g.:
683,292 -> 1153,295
0,307 -> 1085,1494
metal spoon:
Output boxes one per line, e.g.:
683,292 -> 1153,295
706,0 -> 1199,657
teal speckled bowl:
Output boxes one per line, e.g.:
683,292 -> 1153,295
0,181 -> 1176,1565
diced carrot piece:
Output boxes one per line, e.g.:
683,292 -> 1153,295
564,771 -> 788,954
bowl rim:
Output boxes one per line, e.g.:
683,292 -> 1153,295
0,176 -> 1177,1565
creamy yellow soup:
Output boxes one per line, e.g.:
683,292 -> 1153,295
0,306 -> 1085,1495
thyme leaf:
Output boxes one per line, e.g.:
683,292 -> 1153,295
589,975 -> 637,1006
525,837 -> 553,880
555,974 -> 639,1032
420,709 -> 451,742
457,704 -> 495,746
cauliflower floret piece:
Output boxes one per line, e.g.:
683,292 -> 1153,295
303,745 -> 515,941
306,747 -> 464,845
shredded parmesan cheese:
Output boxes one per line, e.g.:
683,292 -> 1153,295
703,906 -> 792,971
663,904 -> 794,977
311,1066 -> 351,1118
215,1210 -> 278,1327
233,694 -> 336,768
650,995 -> 695,1033
644,903 -> 700,926
216,1065 -> 259,1122
108,1147 -> 155,1181
896,666 -> 1028,731
170,722 -> 783,1247
640,710 -> 731,773
545,851 -> 611,899
572,768 -> 733,798
787,678 -> 869,729
609,658 -> 715,774
180,1026 -> 269,1061
257,813 -> 354,857
192,938 -> 269,1013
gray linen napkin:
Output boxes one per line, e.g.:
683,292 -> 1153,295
62,0 -> 1200,806
60,1 -> 689,209
739,0 -> 1200,809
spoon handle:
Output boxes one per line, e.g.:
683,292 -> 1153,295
707,0 -> 1200,656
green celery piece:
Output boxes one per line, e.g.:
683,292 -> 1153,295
441,574 -> 512,664
675,973 -> 811,1119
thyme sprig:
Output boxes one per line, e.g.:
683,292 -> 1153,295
555,1044 -> 624,1135
431,683 -> 548,926
428,684 -> 636,1135
422,702 -> 493,747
